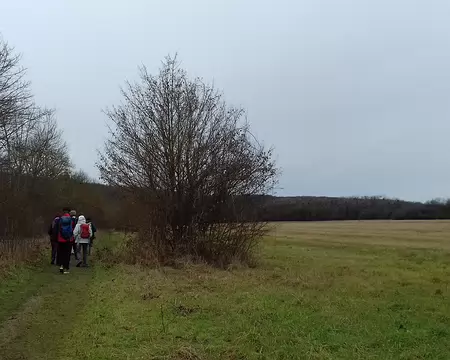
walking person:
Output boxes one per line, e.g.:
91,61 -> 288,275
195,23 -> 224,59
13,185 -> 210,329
86,217 -> 97,255
47,214 -> 59,265
55,208 -> 74,274
73,215 -> 92,267
70,210 -> 79,261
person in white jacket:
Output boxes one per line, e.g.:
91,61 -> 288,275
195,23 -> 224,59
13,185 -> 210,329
73,215 -> 92,267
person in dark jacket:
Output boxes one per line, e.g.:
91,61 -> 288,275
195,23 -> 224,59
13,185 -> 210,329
86,217 -> 97,255
47,214 -> 60,265
70,210 -> 79,261
55,207 -> 74,274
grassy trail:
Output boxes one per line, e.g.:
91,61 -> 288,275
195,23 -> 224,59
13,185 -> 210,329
0,259 -> 94,360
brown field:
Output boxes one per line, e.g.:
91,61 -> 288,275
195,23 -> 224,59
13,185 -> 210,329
269,220 -> 450,249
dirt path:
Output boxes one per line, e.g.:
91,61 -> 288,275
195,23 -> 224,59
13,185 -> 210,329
0,260 -> 95,360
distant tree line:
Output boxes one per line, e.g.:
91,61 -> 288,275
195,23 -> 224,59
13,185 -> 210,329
258,196 -> 450,221
85,190 -> 450,229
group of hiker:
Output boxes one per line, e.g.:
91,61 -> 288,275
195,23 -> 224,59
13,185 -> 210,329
48,207 -> 97,274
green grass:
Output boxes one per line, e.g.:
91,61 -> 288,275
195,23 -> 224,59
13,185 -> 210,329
0,265 -> 54,324
2,222 -> 450,359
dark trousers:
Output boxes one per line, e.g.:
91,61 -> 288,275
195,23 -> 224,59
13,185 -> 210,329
57,242 -> 72,270
50,240 -> 58,264
72,242 -> 78,260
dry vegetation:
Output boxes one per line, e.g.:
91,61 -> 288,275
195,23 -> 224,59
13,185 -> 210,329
0,238 -> 47,276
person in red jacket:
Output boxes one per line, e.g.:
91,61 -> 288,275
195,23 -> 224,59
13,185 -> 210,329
55,207 -> 74,274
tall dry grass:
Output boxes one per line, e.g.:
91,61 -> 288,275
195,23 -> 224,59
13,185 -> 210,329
0,238 -> 48,276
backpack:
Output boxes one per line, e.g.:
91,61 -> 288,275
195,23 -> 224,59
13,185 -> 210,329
80,224 -> 90,239
59,216 -> 73,241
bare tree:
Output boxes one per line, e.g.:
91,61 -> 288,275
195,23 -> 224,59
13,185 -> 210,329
0,36 -> 71,237
71,169 -> 93,184
99,56 -> 278,266
8,112 -> 71,179
0,39 -> 34,139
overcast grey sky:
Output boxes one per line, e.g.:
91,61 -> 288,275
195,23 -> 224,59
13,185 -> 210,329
1,0 -> 450,201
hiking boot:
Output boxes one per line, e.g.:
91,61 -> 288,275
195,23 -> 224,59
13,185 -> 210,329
59,266 -> 64,274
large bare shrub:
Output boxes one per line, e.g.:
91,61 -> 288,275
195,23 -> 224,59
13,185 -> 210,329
99,56 -> 277,266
